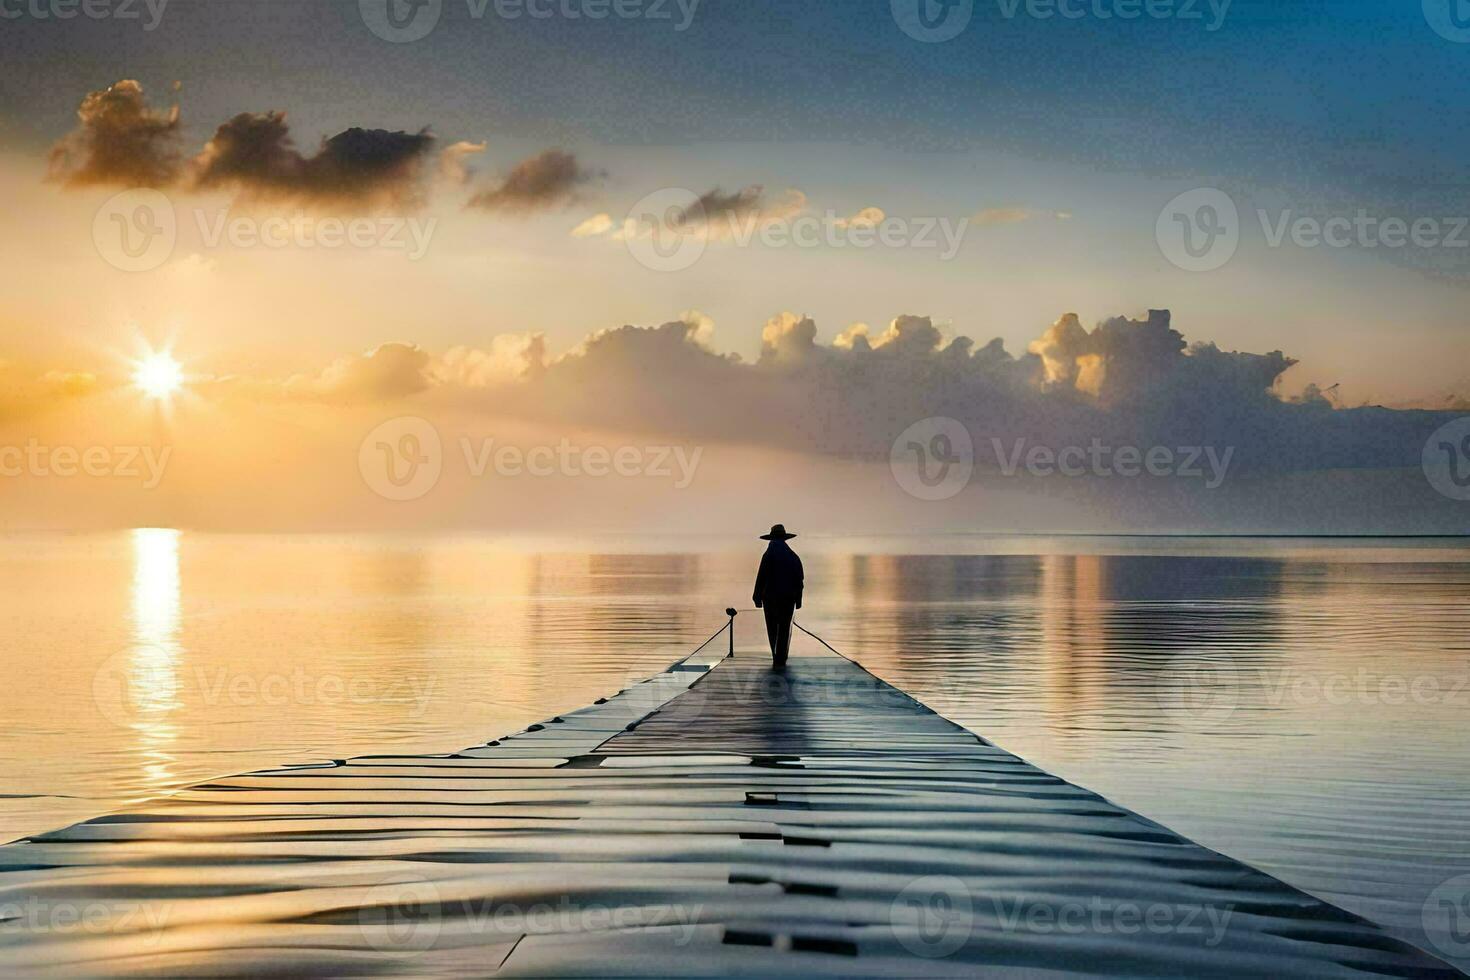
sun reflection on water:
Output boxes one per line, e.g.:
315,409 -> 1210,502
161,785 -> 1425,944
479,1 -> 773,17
127,528 -> 182,791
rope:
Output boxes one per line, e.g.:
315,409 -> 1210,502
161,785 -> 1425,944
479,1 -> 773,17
672,610 -> 857,667
672,619 -> 731,667
793,620 -> 857,664
726,608 -> 859,665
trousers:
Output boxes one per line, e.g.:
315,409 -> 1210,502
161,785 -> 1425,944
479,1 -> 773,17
762,600 -> 795,665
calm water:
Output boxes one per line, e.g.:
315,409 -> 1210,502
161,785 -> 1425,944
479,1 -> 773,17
2,532 -> 1469,969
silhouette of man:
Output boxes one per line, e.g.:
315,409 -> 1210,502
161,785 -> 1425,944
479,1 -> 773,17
752,524 -> 803,668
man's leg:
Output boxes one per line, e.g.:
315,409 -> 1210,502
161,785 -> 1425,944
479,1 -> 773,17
772,601 -> 794,666
763,604 -> 781,659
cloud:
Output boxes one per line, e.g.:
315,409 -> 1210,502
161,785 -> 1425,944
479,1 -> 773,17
439,140 -> 487,185
47,80 -> 182,188
37,370 -> 99,396
383,307 -> 1446,482
833,206 -> 885,229
678,185 -> 807,238
468,149 -> 600,213
191,112 -> 436,209
571,212 -> 614,238
0,362 -> 108,419
48,81 -> 444,209
974,206 -> 1071,226
605,185 -> 809,243
431,335 -> 546,388
285,343 -> 433,402
79,308 -> 1458,489
759,312 -> 819,366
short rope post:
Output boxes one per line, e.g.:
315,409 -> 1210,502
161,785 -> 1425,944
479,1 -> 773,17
725,608 -> 737,659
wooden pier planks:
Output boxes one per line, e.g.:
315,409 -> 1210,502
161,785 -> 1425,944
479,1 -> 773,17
0,653 -> 1458,978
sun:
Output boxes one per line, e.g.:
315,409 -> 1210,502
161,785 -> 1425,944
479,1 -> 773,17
133,352 -> 184,400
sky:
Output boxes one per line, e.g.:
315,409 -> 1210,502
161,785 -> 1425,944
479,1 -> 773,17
0,0 -> 1468,532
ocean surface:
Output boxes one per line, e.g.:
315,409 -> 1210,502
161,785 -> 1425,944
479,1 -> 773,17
2,531 -> 1468,970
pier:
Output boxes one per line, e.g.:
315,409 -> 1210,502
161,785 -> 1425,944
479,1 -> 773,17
0,623 -> 1457,977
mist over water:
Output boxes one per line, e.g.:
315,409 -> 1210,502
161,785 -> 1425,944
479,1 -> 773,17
1,531 -> 1468,968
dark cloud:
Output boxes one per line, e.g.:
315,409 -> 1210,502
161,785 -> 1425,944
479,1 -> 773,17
678,186 -> 765,227
48,81 -> 438,209
47,80 -> 182,188
468,149 -> 599,213
192,112 -> 435,209
669,186 -> 806,235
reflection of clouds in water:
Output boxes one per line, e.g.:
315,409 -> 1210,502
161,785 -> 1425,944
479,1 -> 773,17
529,554 -> 710,647
834,553 -> 1290,740
127,528 -> 182,792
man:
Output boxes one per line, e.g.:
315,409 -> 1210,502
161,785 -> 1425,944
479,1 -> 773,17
752,524 -> 803,668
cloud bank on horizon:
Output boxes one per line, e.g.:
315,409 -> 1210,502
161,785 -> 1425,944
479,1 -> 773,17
5,306 -> 1460,534
36,306 -> 1440,480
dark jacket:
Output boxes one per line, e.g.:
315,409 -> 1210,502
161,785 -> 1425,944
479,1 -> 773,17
753,541 -> 804,608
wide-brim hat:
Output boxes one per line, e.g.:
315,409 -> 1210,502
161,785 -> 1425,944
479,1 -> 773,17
760,524 -> 797,540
